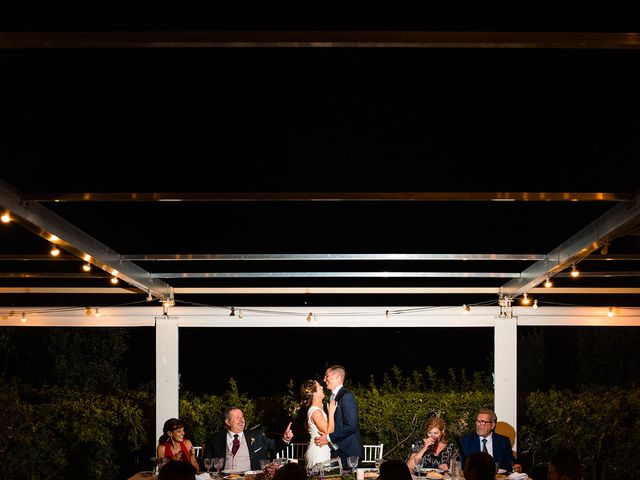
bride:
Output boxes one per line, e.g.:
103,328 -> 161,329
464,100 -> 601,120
300,379 -> 337,468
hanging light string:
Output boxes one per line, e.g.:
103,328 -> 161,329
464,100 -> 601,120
4,297 -> 638,321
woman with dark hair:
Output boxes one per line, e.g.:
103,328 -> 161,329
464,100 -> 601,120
406,417 -> 454,472
157,418 -> 200,471
379,459 -> 413,480
158,461 -> 197,480
299,379 -> 337,468
549,447 -> 583,480
463,452 -> 495,480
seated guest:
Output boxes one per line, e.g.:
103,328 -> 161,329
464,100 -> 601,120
157,418 -> 200,471
459,409 -> 521,473
273,462 -> 308,480
158,461 -> 197,480
406,416 -> 454,472
379,459 -> 413,480
463,452 -> 495,480
205,405 -> 294,472
548,447 -> 583,480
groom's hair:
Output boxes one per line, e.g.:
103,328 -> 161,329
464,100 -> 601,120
328,364 -> 346,380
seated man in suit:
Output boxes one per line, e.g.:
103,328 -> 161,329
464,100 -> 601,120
459,409 -> 522,473
205,406 -> 294,472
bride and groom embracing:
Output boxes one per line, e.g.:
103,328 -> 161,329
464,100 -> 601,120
300,365 -> 363,469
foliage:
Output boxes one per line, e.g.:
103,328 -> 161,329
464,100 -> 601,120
519,387 -> 640,480
0,327 -> 130,392
0,382 -> 149,480
5,367 -> 640,480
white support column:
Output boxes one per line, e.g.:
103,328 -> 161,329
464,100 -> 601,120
156,316 -> 179,443
494,315 -> 518,452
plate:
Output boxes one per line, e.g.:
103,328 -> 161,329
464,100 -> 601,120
244,471 -> 263,475
223,474 -> 244,479
419,468 -> 443,474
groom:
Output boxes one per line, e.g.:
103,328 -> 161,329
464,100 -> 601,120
314,365 -> 363,468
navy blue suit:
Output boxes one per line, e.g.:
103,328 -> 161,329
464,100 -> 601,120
459,432 -> 516,471
328,387 -> 363,466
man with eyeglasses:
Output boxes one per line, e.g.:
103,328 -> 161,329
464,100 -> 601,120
459,409 -> 522,474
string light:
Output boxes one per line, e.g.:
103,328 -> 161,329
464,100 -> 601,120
146,291 -> 153,302
50,244 -> 60,256
21,311 -> 26,322
532,299 -> 538,309
521,293 -> 531,305
229,306 -> 235,316
238,309 -> 244,319
608,307 -> 614,317
85,307 -> 92,316
95,307 -> 100,317
110,276 -> 118,284
544,277 -> 553,288
570,264 -> 580,277
1,212 -> 10,223
601,243 -> 609,256
82,263 -> 91,272
385,310 -> 389,319
306,312 -> 312,321
463,304 -> 471,314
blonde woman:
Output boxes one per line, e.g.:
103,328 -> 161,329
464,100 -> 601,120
300,379 -> 337,467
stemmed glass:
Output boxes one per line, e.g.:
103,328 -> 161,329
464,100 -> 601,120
204,458 -> 214,476
374,458 -> 383,472
414,455 -> 424,477
212,457 -> 225,478
347,456 -> 359,476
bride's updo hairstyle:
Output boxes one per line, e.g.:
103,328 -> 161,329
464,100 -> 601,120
300,379 -> 318,408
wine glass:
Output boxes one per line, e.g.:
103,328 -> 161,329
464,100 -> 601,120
374,457 -> 383,474
347,456 -> 359,475
213,457 -> 225,478
414,454 -> 424,476
204,457 -> 214,475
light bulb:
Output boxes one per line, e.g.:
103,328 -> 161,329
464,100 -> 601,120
608,307 -> 614,317
521,293 -> 531,305
110,276 -> 118,284
21,312 -> 26,322
532,299 -> 538,309
570,264 -> 580,277
95,307 -> 100,317
544,277 -> 553,288
1,212 -> 10,223
50,244 -> 60,256
82,263 -> 91,272
229,306 -> 235,316
463,304 -> 471,314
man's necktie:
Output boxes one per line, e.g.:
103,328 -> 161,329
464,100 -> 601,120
330,392 -> 335,401
232,434 -> 240,455
481,438 -> 488,453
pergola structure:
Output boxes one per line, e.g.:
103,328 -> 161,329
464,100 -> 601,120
2,25 -> 640,446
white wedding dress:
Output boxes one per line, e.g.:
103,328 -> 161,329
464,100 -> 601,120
305,405 -> 331,467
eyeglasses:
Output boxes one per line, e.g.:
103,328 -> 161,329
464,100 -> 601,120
475,420 -> 493,425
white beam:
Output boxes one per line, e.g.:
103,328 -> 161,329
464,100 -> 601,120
156,316 -> 179,444
494,315 -> 518,453
3,306 -> 640,327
